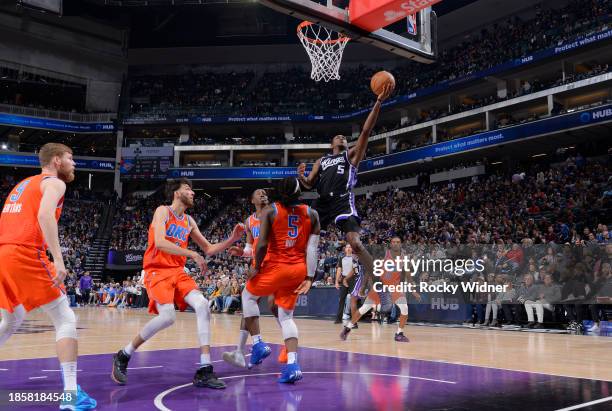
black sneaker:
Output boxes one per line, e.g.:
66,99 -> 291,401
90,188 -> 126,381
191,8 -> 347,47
111,350 -> 130,385
533,323 -> 545,329
351,323 -> 359,329
193,365 -> 226,389
340,326 -> 352,341
527,322 -> 536,329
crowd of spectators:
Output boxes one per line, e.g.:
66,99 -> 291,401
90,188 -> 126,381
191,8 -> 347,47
127,0 -> 610,120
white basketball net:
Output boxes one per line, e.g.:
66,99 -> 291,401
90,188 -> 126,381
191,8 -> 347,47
297,21 -> 350,82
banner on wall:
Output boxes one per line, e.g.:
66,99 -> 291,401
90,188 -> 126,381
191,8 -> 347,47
106,250 -> 144,269
0,113 -> 114,133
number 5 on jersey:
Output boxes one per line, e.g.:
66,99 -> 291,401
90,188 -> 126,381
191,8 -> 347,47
288,215 -> 299,238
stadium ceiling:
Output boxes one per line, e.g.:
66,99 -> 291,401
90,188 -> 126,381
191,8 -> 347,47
64,0 -> 477,48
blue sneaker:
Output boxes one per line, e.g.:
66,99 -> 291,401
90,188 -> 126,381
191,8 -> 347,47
59,385 -> 97,410
249,341 -> 271,367
278,363 -> 303,384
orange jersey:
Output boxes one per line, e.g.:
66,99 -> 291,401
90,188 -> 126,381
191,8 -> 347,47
247,212 -> 261,250
265,202 -> 312,265
381,249 -> 404,284
247,212 -> 265,267
143,206 -> 192,270
0,174 -> 63,249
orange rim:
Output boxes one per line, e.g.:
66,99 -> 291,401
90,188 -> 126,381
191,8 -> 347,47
297,21 -> 350,45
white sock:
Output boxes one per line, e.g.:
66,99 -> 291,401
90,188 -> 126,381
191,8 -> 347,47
346,322 -> 354,329
253,334 -> 263,345
123,342 -> 135,356
287,352 -> 297,364
237,330 -> 249,353
396,327 -> 403,335
200,353 -> 211,367
61,362 -> 77,392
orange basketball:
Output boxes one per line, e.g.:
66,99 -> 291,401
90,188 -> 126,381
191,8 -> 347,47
370,71 -> 396,96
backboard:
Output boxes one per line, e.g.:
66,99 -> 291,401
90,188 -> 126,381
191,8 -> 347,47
259,0 -> 437,63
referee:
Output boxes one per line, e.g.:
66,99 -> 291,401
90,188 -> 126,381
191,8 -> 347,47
335,244 -> 358,324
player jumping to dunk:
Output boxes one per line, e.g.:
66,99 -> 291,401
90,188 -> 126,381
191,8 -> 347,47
297,83 -> 393,301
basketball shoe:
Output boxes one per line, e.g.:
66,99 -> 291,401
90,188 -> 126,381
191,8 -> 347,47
249,341 -> 271,367
59,385 -> 97,410
278,363 -> 303,384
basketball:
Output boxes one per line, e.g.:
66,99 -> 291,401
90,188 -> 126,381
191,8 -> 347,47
370,71 -> 396,96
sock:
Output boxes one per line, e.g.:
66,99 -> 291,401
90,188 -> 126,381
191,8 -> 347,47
123,342 -> 135,356
396,327 -> 403,335
287,352 -> 297,364
253,334 -> 263,345
237,330 -> 249,353
200,353 -> 211,367
346,322 -> 354,329
61,362 -> 77,392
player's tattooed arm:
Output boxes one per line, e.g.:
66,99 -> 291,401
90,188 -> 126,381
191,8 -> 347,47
228,217 -> 252,257
349,83 -> 394,167
297,158 -> 320,190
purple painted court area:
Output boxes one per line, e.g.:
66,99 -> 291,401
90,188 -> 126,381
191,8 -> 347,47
1,345 -> 611,411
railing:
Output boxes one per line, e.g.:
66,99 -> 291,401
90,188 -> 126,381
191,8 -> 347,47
0,104 -> 116,123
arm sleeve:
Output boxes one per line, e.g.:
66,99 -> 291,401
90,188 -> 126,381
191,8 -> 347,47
306,234 -> 320,278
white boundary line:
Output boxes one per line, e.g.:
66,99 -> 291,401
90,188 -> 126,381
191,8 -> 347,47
299,343 -> 612,383
555,396 -> 612,411
28,376 -> 47,380
153,371 -> 456,411
127,366 -> 164,370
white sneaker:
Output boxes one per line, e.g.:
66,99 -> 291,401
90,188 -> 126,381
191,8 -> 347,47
587,323 -> 600,333
222,350 -> 247,368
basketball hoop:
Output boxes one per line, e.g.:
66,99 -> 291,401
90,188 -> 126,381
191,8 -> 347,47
297,21 -> 350,82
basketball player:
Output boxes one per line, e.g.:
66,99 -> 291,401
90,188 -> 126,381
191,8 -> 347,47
222,188 -> 287,368
111,178 -> 245,389
240,177 -> 320,383
297,83 -> 393,296
0,143 -> 96,410
341,237 -> 420,342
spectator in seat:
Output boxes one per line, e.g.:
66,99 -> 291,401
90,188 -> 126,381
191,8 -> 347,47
525,273 -> 561,329
516,274 -> 540,327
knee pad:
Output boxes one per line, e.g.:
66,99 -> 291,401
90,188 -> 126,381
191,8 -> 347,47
397,303 -> 409,316
184,291 -> 211,346
156,303 -> 177,328
241,288 -> 260,318
140,303 -> 176,341
358,303 -> 374,316
42,297 -> 77,341
278,308 -> 298,340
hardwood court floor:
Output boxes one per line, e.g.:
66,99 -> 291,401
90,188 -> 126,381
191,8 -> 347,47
1,306 -> 611,382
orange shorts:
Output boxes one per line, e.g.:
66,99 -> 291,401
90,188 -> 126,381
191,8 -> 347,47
144,267 -> 198,315
246,261 -> 306,310
0,244 -> 63,312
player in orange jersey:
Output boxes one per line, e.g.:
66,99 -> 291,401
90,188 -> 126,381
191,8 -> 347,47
0,143 -> 96,410
240,177 -> 320,383
111,178 -> 244,389
340,236 -> 420,342
222,188 -> 276,367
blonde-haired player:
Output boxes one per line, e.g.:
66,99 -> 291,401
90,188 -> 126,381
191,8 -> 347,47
0,143 -> 96,410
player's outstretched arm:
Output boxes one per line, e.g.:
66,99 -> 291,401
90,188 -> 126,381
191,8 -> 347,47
38,177 -> 67,287
228,217 -> 252,257
297,159 -> 320,190
349,83 -> 394,166
190,215 -> 245,257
